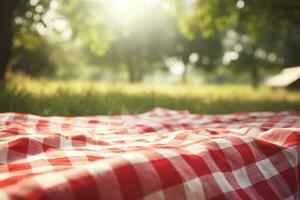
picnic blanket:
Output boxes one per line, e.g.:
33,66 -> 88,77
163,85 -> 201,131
0,108 -> 299,200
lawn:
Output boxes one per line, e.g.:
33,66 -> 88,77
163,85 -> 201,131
1,77 -> 300,116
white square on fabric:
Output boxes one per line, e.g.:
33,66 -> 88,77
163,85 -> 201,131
25,116 -> 39,124
0,190 -> 9,200
35,172 -> 68,189
155,149 -> 179,158
122,152 -> 149,164
64,150 -> 86,157
59,137 -> 73,149
0,147 -> 8,164
86,161 -> 112,175
256,159 -> 279,179
31,165 -> 54,173
213,139 -> 232,149
212,172 -> 234,193
183,178 -> 205,200
0,173 -> 10,182
232,167 -> 252,188
283,147 -> 298,167
144,190 -> 165,200
184,144 -> 207,154
27,152 -> 48,162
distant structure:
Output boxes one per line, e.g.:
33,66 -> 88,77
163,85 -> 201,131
266,66 -> 300,90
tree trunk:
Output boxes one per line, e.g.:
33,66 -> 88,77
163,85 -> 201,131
250,65 -> 259,88
136,62 -> 144,82
181,63 -> 189,84
0,0 -> 16,80
127,58 -> 136,83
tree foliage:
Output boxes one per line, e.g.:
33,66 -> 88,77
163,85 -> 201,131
1,0 -> 300,85
177,0 -> 300,86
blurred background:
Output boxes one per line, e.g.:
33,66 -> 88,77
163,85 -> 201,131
0,0 -> 300,115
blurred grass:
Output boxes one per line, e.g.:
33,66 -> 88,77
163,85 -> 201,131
0,76 -> 300,116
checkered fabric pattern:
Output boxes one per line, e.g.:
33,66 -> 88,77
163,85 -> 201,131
0,107 -> 299,200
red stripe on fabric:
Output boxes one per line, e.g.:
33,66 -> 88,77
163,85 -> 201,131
280,167 -> 298,195
255,139 -> 283,157
2,127 -> 26,135
36,120 -> 49,127
151,158 -> 182,189
88,119 -> 100,124
283,132 -> 300,146
181,154 -> 211,177
22,190 -> 46,200
71,135 -> 87,146
210,194 -> 227,200
114,161 -> 144,200
138,125 -> 157,133
162,123 -> 174,131
209,149 -> 232,172
48,157 -> 72,167
205,129 -> 220,135
86,156 -> 103,162
253,181 -> 281,200
181,123 -> 191,129
43,135 -> 61,150
0,173 -> 35,187
234,143 -> 256,165
8,138 -> 29,153
42,143 -> 56,153
235,189 -> 252,200
7,163 -> 32,172
67,172 -> 100,200
7,151 -> 27,163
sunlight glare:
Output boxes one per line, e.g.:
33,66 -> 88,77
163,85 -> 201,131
166,58 -> 185,76
107,0 -> 137,27
236,0 -> 245,9
145,0 -> 157,7
106,0 -> 159,27
223,51 -> 239,65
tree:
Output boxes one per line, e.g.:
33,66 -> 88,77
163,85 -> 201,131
0,0 -> 17,79
61,0 -> 173,82
167,29 -> 222,83
61,0 -> 115,57
0,0 -> 52,79
177,0 -> 300,86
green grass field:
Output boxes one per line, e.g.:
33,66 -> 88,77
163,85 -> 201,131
1,77 -> 300,116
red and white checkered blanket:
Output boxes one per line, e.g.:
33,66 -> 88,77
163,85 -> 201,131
0,108 -> 299,200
